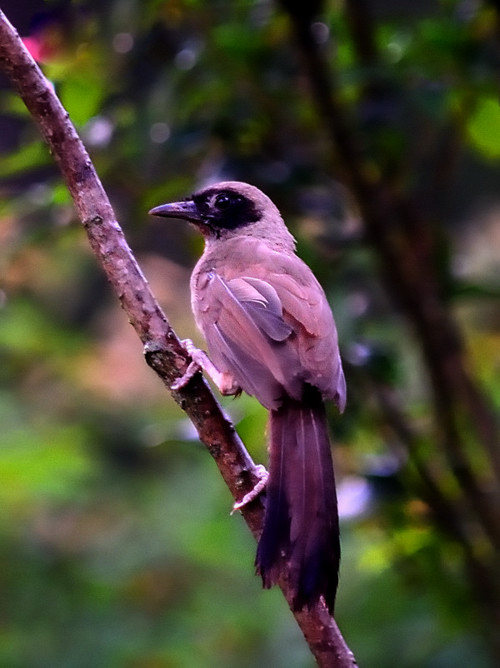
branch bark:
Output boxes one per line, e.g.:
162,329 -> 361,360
0,10 -> 357,668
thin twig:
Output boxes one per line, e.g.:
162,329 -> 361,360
0,10 -> 357,667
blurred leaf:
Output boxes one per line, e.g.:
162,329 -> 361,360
467,97 -> 500,159
0,421 -> 93,509
0,139 -> 50,177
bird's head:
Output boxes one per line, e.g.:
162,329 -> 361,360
149,181 -> 295,248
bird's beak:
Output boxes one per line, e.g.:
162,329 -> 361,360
148,200 -> 202,223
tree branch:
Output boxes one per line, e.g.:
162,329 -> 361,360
0,10 -> 357,668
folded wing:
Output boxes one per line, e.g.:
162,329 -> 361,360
197,254 -> 345,412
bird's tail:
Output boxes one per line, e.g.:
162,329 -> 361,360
255,387 -> 339,613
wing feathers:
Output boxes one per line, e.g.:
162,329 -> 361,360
203,275 -> 301,407
194,249 -> 345,408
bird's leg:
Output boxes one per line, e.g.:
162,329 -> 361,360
172,339 -> 240,395
173,341 -> 267,511
231,464 -> 269,514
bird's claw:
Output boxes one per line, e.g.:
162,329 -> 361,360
180,338 -> 201,361
171,339 -> 239,395
231,465 -> 269,514
171,360 -> 201,390
171,339 -> 206,390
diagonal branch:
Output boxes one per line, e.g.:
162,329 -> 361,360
0,10 -> 357,668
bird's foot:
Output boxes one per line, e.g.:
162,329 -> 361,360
172,339 -> 239,395
171,360 -> 201,390
231,464 -> 269,514
170,340 -> 202,390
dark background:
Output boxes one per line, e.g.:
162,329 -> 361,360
0,1 -> 499,666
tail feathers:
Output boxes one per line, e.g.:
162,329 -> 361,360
255,389 -> 339,613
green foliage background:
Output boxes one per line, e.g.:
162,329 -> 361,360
0,1 -> 499,666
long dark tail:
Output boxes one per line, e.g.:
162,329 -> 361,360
255,388 -> 340,613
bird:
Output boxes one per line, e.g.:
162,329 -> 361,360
149,181 -> 346,613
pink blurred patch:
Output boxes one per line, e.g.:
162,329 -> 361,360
22,36 -> 44,62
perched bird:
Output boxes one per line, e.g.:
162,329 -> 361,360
149,182 -> 346,613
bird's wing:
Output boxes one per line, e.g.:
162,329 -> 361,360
252,255 -> 346,408
199,272 -> 303,408
197,250 -> 346,410
227,276 -> 293,341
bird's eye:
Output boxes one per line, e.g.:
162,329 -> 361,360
214,193 -> 232,210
